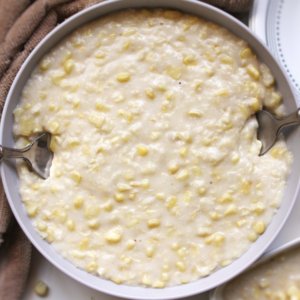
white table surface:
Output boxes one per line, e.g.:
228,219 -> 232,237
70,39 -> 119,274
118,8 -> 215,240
21,1 -> 300,298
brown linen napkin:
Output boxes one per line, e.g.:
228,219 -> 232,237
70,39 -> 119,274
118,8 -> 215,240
0,0 -> 253,299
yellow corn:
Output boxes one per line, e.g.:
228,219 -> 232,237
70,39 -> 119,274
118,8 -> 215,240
147,219 -> 161,228
246,64 -> 260,80
64,60 -> 75,74
165,196 -> 177,209
175,169 -> 189,181
166,65 -> 182,80
240,47 -> 252,59
117,73 -> 131,82
122,28 -> 137,36
137,145 -> 149,156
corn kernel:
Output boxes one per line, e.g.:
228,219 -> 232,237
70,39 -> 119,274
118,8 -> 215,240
102,201 -> 113,212
34,281 -> 48,296
13,107 -> 24,120
71,171 -> 81,184
236,219 -> 247,227
40,57 -> 51,70
95,101 -> 110,111
137,144 -> 149,156
269,92 -> 282,108
122,28 -> 137,36
224,204 -> 237,216
123,41 -> 131,50
146,246 -> 155,257
117,184 -> 131,192
124,171 -> 134,181
248,232 -> 258,242
74,196 -> 84,209
177,247 -> 187,258
287,285 -> 300,297
114,193 -> 126,202
88,113 -> 105,129
95,51 -> 106,59
36,220 -> 47,231
111,277 -> 122,284
164,10 -> 182,18
156,193 -> 165,200
231,153 -> 240,164
147,219 -> 161,228
219,192 -> 233,203
214,233 -> 225,247
179,147 -> 189,158
87,261 -> 98,273
198,187 -> 207,196
63,51 -> 72,63
253,221 -> 266,234
218,53 -> 234,64
106,228 -> 122,243
127,240 -> 135,250
145,88 -> 155,99
117,73 -> 131,82
28,204 -> 39,217
153,281 -> 165,288
122,257 -> 132,264
64,60 -> 75,74
66,219 -> 75,231
161,273 -> 170,282
165,91 -> 174,101
141,179 -> 150,189
32,183 -> 40,191
52,72 -> 65,86
87,219 -> 100,229
84,205 -> 99,219
197,227 -> 212,237
142,274 -> 152,286
187,109 -> 202,117
171,243 -> 180,250
183,54 -> 196,65
126,218 -> 140,228
246,64 -> 260,80
48,121 -> 59,134
166,65 -> 182,80
210,211 -> 220,221
175,261 -> 186,272
168,162 -> 179,174
252,97 -> 260,112
175,169 -> 189,181
240,47 -> 252,59
165,196 -> 177,209
20,118 -> 34,136
254,203 -> 265,215
205,67 -> 215,77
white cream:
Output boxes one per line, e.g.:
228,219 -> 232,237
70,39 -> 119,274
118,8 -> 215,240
224,247 -> 300,300
13,9 -> 291,288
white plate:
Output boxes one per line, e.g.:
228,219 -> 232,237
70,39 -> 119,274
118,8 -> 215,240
250,0 -> 300,103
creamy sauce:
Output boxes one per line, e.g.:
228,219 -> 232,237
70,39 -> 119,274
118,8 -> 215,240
13,9 -> 291,288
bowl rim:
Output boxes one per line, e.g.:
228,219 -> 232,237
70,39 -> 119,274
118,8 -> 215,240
209,236 -> 300,300
1,0 -> 299,299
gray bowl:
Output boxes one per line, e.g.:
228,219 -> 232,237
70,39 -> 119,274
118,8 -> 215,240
1,0 -> 299,299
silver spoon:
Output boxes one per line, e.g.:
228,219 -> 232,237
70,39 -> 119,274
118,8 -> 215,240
0,133 -> 53,179
256,108 -> 300,156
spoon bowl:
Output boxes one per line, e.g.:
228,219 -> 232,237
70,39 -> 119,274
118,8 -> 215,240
0,133 -> 53,179
257,108 -> 300,155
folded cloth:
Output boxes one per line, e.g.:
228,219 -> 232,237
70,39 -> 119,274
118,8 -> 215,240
0,0 -> 253,299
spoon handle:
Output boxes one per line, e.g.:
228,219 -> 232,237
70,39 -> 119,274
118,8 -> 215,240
276,108 -> 300,135
0,144 -> 32,162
